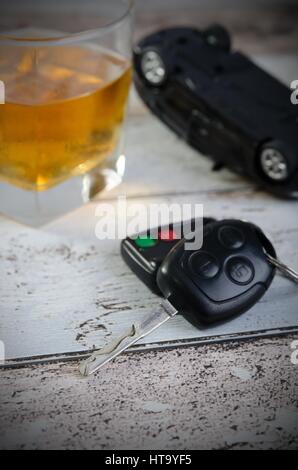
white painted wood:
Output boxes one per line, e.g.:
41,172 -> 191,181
0,2 -> 297,451
0,47 -> 298,361
1,187 -> 297,361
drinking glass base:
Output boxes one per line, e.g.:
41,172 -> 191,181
0,152 -> 125,226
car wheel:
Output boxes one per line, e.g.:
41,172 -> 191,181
204,25 -> 231,52
259,141 -> 296,183
140,49 -> 167,86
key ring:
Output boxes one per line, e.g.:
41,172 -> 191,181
266,253 -> 298,284
252,223 -> 298,284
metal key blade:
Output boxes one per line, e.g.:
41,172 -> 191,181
80,300 -> 178,377
266,254 -> 298,283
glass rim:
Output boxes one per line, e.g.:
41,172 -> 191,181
0,0 -> 135,46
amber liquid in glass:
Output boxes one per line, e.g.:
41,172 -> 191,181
0,45 -> 131,191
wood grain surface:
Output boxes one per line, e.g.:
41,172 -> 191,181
0,336 -> 297,450
1,49 -> 298,362
0,0 -> 297,450
1,53 -> 298,362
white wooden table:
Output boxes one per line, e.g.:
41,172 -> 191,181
0,0 -> 297,450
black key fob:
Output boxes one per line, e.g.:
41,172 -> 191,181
121,217 -> 216,294
157,219 -> 277,326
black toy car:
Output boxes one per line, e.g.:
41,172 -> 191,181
133,25 -> 298,199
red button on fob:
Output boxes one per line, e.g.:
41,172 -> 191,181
121,218 -> 216,294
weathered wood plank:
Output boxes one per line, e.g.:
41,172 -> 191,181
1,51 -> 298,361
0,335 -> 297,450
1,188 -> 297,361
0,7 -> 298,362
0,1 -> 297,452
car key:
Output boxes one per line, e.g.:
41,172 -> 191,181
121,217 -> 216,294
80,218 -> 298,377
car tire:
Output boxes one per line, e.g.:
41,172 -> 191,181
204,25 -> 231,52
139,48 -> 167,87
258,141 -> 297,183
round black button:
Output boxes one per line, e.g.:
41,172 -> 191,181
227,257 -> 255,285
189,252 -> 220,279
219,226 -> 245,250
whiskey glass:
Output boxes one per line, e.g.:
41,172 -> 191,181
0,0 -> 134,224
